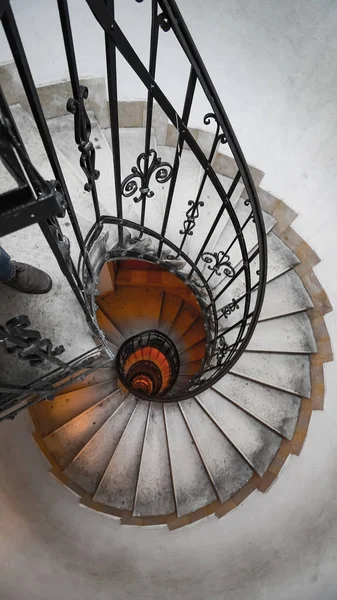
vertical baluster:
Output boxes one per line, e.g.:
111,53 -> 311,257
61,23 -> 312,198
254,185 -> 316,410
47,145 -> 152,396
157,66 -> 197,257
39,219 -> 98,328
1,4 -> 91,286
105,0 -> 123,246
187,171 -> 242,281
57,0 -> 101,225
138,0 -> 162,238
178,113 -> 224,253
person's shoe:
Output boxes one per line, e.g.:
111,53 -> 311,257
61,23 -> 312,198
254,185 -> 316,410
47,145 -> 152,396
3,261 -> 53,294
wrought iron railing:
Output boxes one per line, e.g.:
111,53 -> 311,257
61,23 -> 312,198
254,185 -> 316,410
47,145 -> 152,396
0,0 -> 267,411
116,329 -> 180,397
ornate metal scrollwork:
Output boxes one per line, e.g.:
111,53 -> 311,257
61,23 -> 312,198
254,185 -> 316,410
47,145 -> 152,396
214,334 -> 229,366
67,85 -> 100,193
203,112 -> 227,145
0,315 -> 65,367
121,149 -> 172,203
220,298 -> 240,318
201,251 -> 235,277
180,199 -> 204,236
157,12 -> 171,31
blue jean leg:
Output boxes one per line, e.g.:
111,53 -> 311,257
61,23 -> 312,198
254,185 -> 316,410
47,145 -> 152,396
0,247 -> 15,282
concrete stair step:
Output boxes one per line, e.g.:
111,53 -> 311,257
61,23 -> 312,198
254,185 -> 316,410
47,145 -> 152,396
133,402 -> 175,517
158,293 -> 182,334
257,270 -> 314,321
94,400 -> 149,510
245,313 -> 317,354
179,360 -> 203,376
219,268 -> 314,330
231,352 -> 311,397
179,339 -> 206,364
43,388 -> 127,468
168,303 -> 199,342
32,381 -> 117,437
196,389 -> 282,476
180,398 -> 253,503
97,287 -> 163,338
56,367 -> 116,395
164,402 -> 217,517
96,307 -> 125,348
212,373 -> 301,440
64,394 -> 137,494
177,317 -> 206,351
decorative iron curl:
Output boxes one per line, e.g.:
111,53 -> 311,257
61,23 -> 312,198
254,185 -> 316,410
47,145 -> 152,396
0,315 -> 65,367
180,199 -> 204,236
220,299 -> 240,319
121,149 -> 172,203
215,334 -> 229,366
202,251 -> 235,277
67,85 -> 100,193
157,12 -> 171,31
203,112 -> 227,145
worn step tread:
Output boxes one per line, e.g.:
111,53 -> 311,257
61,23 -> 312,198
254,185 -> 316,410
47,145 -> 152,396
168,303 -> 199,342
179,338 -> 206,364
97,287 -> 163,337
213,373 -> 301,440
220,268 -> 314,329
177,317 -> 206,351
180,398 -> 253,503
64,395 -> 137,494
257,269 -> 314,321
32,381 -> 117,437
158,293 -> 182,334
43,388 -> 127,468
164,402 -> 217,517
96,307 -> 125,347
133,403 -> 175,517
231,352 -> 311,397
245,313 -> 317,354
197,390 -> 282,476
94,400 -> 149,510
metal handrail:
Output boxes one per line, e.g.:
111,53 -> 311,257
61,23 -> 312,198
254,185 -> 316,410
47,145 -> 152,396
0,0 -> 267,406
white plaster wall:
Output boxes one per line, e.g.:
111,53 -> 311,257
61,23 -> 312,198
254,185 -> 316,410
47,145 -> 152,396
1,1 -> 337,599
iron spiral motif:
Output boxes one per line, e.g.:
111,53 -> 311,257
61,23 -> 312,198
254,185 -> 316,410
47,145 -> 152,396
180,199 -> 204,235
67,85 -> 100,193
215,334 -> 229,366
201,251 -> 235,277
0,315 -> 65,367
221,298 -> 240,318
121,149 -> 173,203
203,112 -> 227,146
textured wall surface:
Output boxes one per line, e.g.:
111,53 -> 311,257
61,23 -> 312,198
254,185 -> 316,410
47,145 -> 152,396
0,1 -> 337,599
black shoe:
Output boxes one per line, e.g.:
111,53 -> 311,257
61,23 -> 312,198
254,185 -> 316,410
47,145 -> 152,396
3,261 -> 52,294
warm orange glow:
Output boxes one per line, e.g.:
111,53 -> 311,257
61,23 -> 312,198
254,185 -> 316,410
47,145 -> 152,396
124,346 -> 171,394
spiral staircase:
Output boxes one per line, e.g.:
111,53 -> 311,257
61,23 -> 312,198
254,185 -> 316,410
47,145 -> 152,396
0,0 -> 332,529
